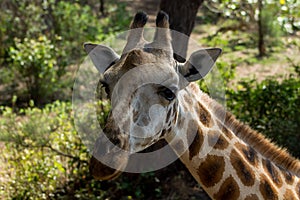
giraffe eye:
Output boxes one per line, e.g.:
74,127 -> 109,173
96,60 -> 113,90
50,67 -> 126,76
159,88 -> 175,101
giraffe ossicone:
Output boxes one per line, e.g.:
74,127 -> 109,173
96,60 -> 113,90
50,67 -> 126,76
74,11 -> 300,200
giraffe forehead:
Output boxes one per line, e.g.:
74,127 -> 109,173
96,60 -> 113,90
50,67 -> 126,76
106,48 -> 176,77
111,49 -> 173,72
105,61 -> 179,93
122,49 -> 156,67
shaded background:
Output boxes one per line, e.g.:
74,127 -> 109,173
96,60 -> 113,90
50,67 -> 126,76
0,0 -> 299,199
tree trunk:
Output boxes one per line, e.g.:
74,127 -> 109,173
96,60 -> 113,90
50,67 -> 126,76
257,0 -> 266,57
160,0 -> 204,62
99,0 -> 105,16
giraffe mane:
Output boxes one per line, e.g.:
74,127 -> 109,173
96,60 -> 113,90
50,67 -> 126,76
207,94 -> 300,177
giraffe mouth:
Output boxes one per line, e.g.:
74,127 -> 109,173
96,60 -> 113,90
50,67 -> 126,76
89,155 -> 126,180
89,131 -> 129,180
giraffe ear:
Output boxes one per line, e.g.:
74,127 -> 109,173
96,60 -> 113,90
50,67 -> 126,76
84,43 -> 120,73
179,48 -> 222,83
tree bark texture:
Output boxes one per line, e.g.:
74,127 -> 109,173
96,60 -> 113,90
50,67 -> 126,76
99,0 -> 105,16
257,0 -> 266,57
160,0 -> 204,62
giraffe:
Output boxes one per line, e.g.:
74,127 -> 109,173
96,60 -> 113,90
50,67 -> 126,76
84,11 -> 300,200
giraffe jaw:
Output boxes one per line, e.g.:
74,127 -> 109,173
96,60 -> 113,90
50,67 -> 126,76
89,131 -> 129,180
89,155 -> 126,180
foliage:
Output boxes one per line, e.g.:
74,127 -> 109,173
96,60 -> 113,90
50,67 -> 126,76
279,0 -> 300,33
51,1 -> 105,62
261,4 -> 283,48
9,36 -> 65,104
0,0 -> 130,106
203,0 -> 299,56
0,0 -> 46,52
0,0 -> 130,65
0,101 -> 113,199
227,74 -> 300,158
207,0 -> 300,33
199,59 -> 236,101
0,101 -> 80,199
201,28 -> 256,53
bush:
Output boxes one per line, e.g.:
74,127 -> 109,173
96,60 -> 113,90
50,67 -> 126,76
0,1 -> 130,65
0,101 -> 92,199
0,100 -> 126,199
51,1 -> 104,63
52,1 -> 131,61
199,59 -> 236,102
0,1 -> 131,106
227,74 -> 300,158
9,36 -> 66,105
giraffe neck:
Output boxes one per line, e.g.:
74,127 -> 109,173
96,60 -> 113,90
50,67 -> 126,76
165,83 -> 300,200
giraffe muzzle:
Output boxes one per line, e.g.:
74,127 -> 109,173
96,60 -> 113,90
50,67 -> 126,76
89,130 -> 129,180
89,155 -> 125,180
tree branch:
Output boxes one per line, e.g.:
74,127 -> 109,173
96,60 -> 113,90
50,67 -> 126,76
45,145 -> 89,164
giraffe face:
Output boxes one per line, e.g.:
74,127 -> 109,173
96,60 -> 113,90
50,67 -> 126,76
84,11 -> 221,180
100,48 -> 180,152
88,49 -> 181,180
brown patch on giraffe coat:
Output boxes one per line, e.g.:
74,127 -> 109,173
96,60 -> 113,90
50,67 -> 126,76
196,102 -> 213,127
297,181 -> 300,199
211,99 -> 300,177
197,155 -> 225,188
284,189 -> 298,200
188,127 -> 204,160
235,143 -> 259,167
207,130 -> 229,150
262,159 -> 283,187
244,194 -> 259,200
217,121 -> 234,140
278,166 -> 294,185
165,108 -> 172,124
177,118 -> 184,130
259,174 -> 279,200
172,112 -> 178,124
183,93 -> 193,108
213,175 -> 240,200
189,82 -> 199,93
230,149 -> 255,186
172,102 -> 177,112
186,120 -> 200,158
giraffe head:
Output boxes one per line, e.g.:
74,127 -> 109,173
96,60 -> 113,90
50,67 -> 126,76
84,11 -> 221,180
